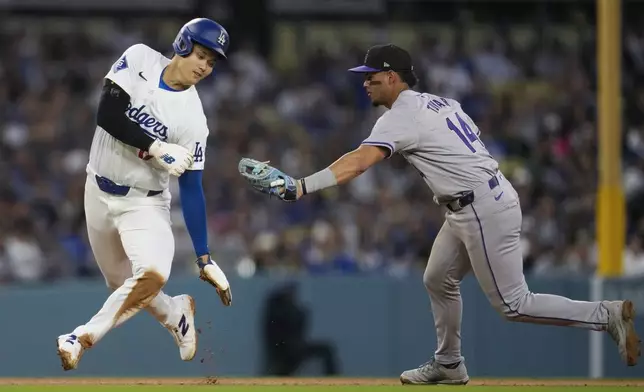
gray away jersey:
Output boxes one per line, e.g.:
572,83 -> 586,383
361,90 -> 498,200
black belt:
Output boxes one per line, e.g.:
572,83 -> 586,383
446,175 -> 500,212
95,175 -> 162,197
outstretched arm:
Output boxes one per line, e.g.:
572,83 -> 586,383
238,144 -> 389,202
178,170 -> 209,259
297,144 -> 388,197
179,169 -> 232,306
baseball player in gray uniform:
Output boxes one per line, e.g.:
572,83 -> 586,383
238,44 -> 641,384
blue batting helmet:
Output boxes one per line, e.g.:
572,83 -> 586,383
173,18 -> 230,59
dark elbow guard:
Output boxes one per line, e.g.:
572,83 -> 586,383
96,79 -> 129,129
96,79 -> 155,151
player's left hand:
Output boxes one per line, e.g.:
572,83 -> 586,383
196,255 -> 232,306
238,157 -> 300,201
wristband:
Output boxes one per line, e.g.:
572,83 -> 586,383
302,168 -> 337,194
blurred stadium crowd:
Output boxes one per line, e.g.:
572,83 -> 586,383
2,6 -> 644,284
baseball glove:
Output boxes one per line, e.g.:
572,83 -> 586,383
238,157 -> 298,201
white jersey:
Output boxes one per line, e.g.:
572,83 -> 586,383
87,44 -> 209,191
361,90 -> 498,200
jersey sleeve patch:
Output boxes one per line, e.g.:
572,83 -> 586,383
113,55 -> 128,73
193,142 -> 205,163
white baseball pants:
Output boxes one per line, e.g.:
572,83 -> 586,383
70,174 -> 183,348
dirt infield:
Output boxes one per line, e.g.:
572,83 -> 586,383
0,378 -> 643,387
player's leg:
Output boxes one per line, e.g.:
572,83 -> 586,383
75,220 -> 196,363
57,179 -> 195,370
57,177 -> 118,370
399,221 -> 470,385
424,221 -> 471,365
73,198 -> 190,340
110,198 -> 197,361
453,188 -> 640,366
83,219 -> 187,339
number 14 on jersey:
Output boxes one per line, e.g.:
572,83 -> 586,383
446,112 -> 483,153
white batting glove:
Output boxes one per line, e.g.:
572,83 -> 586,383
196,256 -> 232,306
148,139 -> 194,176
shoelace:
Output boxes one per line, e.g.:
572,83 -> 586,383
418,357 -> 436,372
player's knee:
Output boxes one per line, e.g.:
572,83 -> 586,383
495,305 -> 517,321
498,308 -> 528,323
105,278 -> 121,291
132,267 -> 168,299
490,296 -> 524,321
112,268 -> 167,326
105,273 -> 128,291
135,262 -> 170,282
423,266 -> 451,294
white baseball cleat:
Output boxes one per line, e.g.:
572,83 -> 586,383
167,295 -> 197,361
400,357 -> 469,385
56,333 -> 85,371
606,300 -> 641,366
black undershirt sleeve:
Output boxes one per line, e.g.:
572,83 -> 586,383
96,78 -> 156,152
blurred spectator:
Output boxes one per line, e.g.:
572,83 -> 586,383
624,233 -> 644,277
3,217 -> 46,283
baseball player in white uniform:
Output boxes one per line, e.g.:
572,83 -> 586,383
56,18 -> 232,371
238,44 -> 641,384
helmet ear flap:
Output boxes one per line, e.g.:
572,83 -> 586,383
173,31 -> 193,57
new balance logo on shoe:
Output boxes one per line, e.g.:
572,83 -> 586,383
178,315 -> 190,337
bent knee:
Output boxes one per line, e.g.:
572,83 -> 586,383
137,267 -> 167,291
105,278 -> 121,291
104,273 -> 129,291
488,293 -> 527,321
423,264 -> 441,288
113,268 -> 167,325
496,308 -> 533,323
423,268 -> 459,294
130,267 -> 168,303
495,307 -> 520,321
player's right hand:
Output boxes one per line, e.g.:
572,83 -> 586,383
196,255 -> 232,306
148,139 -> 194,176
